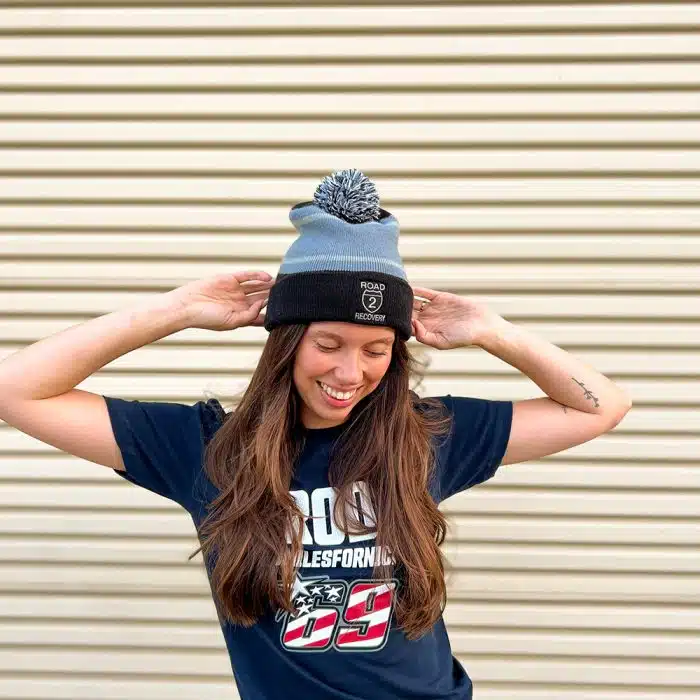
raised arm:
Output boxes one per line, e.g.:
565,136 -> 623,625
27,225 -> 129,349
476,319 -> 633,466
0,271 -> 272,471
0,292 -> 193,470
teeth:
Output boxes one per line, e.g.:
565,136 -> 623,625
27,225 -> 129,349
319,382 -> 356,400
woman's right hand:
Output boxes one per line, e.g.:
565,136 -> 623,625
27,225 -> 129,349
167,270 -> 274,331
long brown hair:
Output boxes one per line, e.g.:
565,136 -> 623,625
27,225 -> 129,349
192,324 -> 453,640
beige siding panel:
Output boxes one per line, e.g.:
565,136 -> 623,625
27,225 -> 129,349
0,3 -> 698,699
3,5 -> 700,29
1,345 -> 697,378
3,64 -> 700,89
0,290 -> 694,319
1,92 -> 700,115
2,147 -> 700,169
1,261 -> 697,291
2,34 -> 700,59
0,680 -> 238,700
4,454 -> 700,489
2,233 -> 700,259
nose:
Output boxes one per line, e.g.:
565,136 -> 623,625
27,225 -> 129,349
332,350 -> 364,387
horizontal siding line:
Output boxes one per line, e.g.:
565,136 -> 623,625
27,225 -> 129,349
456,598 -> 700,611
3,618 -> 699,639
4,27 -> 700,38
6,198 -> 700,205
9,643 -> 698,667
3,5 -> 700,27
6,232 -> 700,242
450,540 -> 700,552
3,167 -> 700,177
4,143 -> 700,151
451,624 -> 700,637
4,312 -> 700,324
5,0 -> 700,6
0,642 -> 220,654
2,562 -> 700,578
0,669 -> 230,682
7,462 -> 700,479
3,255 -> 700,265
4,533 -> 700,553
12,478 -> 700,495
0,366 -> 693,382
0,320 -> 700,328
0,617 -> 214,627
2,504 -> 700,522
4,85 -> 700,93
6,507 -> 700,525
2,285 -> 700,297
0,532 -> 196,542
480,484 -> 700,495
4,113 -> 700,120
448,510 -> 700,522
0,588 -> 211,601
476,689 -> 700,698
10,478 -> 700,494
2,114 -> 698,124
0,559 -> 201,570
0,644 -> 695,666
477,681 -> 700,692
3,55 -> 700,66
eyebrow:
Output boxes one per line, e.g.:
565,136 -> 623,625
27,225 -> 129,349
312,331 -> 394,345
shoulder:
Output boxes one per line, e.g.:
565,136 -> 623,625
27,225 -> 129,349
200,397 -> 228,441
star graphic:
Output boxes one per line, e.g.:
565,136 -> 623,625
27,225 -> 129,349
291,574 -> 329,601
309,586 -> 325,597
275,573 -> 330,621
325,585 -> 343,602
295,601 -> 313,616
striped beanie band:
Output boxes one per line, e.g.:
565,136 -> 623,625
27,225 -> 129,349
264,169 -> 414,341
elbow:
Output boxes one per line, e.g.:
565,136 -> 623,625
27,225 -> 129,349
605,391 -> 633,430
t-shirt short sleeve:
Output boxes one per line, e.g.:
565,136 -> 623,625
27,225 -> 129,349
103,395 -> 226,511
434,394 -> 513,501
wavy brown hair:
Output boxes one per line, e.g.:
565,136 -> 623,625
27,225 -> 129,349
191,324 -> 453,640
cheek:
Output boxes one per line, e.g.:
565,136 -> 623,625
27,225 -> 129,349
367,356 -> 391,386
295,348 -> 330,383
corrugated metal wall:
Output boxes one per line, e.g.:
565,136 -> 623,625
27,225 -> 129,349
0,2 -> 698,698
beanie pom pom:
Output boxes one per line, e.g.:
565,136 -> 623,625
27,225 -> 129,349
313,168 -> 380,224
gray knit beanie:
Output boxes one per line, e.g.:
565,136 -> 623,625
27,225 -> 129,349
264,169 -> 413,340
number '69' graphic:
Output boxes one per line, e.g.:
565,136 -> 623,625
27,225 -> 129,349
280,579 -> 397,653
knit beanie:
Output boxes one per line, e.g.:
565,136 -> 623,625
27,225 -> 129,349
264,169 -> 413,341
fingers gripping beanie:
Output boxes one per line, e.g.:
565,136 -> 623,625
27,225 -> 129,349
264,169 -> 414,341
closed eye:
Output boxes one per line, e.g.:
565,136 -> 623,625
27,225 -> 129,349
316,344 -> 387,357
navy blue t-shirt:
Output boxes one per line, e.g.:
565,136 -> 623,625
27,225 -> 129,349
104,394 -> 512,700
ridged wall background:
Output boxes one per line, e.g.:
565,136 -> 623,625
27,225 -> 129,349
0,2 -> 698,698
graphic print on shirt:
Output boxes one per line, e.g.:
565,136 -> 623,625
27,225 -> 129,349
275,573 -> 398,653
276,481 -> 398,652
287,480 -> 395,570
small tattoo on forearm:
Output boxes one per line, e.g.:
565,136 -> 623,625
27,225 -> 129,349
572,377 -> 600,408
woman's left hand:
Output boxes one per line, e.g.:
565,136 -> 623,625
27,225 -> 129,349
411,285 -> 506,350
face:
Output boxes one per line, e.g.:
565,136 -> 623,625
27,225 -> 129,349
293,322 -> 395,429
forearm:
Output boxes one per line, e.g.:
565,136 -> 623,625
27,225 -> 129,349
0,291 -> 191,402
477,319 -> 632,417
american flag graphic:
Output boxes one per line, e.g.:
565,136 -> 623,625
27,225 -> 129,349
279,574 -> 397,653
335,581 -> 396,650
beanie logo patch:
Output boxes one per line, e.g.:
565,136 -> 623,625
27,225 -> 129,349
360,281 -> 384,314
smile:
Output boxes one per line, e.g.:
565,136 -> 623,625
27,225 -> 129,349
317,381 -> 358,401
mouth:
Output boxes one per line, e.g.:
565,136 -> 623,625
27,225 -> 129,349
316,381 -> 359,408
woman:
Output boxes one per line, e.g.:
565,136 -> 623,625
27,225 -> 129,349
0,169 -> 631,699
